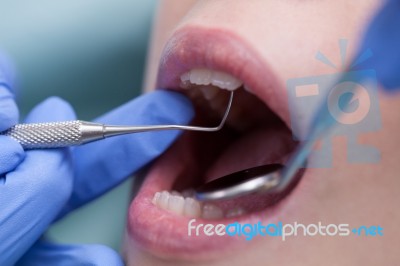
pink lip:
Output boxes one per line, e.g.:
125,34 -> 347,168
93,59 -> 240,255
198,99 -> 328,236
157,26 -> 291,127
126,26 -> 312,261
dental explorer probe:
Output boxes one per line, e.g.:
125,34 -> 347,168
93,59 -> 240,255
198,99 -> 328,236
0,91 -> 234,150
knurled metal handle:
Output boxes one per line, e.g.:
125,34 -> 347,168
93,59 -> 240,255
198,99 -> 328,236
1,121 -> 84,149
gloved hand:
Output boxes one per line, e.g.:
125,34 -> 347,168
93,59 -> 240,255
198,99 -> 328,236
0,52 -> 76,265
0,53 -> 194,265
17,91 -> 194,266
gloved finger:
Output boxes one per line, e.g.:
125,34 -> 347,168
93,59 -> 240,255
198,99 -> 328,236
0,53 -> 18,131
65,90 -> 194,213
16,241 -> 123,266
358,0 -> 400,91
0,97 -> 76,266
0,136 -> 24,175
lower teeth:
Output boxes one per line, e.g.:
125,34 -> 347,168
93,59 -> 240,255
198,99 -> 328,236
202,204 -> 224,220
152,191 -> 244,220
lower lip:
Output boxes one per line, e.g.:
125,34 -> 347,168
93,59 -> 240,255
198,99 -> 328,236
126,128 -> 311,261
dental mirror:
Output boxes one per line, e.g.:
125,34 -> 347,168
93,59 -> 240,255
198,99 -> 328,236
195,164 -> 283,201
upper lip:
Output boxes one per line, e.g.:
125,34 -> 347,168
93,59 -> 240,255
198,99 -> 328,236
126,25 -> 308,261
157,25 -> 290,127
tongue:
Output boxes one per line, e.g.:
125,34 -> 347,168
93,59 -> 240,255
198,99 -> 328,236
201,124 -> 297,214
205,125 -> 295,182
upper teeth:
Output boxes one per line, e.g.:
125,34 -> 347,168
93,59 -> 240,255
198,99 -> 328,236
180,68 -> 243,91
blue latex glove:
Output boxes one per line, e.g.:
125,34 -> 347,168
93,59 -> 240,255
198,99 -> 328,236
0,53 -> 194,265
9,97 -> 124,266
357,0 -> 400,91
0,51 -> 77,264
17,91 -> 194,265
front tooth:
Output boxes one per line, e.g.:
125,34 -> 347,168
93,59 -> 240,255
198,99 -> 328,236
180,71 -> 190,82
211,71 -> 243,91
202,204 -> 224,220
189,69 -> 212,86
183,197 -> 201,218
158,191 -> 170,210
180,71 -> 191,88
168,195 -> 185,215
152,192 -> 161,205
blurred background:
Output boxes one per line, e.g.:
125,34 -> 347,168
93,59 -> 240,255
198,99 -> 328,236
0,0 -> 158,251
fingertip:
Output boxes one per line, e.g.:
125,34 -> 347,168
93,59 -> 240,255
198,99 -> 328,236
0,136 -> 24,175
153,90 -> 195,123
0,96 -> 19,131
24,96 -> 76,123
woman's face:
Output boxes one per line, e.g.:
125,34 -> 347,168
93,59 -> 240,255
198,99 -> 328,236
124,1 -> 400,265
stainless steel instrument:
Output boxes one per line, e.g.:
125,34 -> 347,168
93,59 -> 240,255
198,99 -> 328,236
0,91 -> 234,149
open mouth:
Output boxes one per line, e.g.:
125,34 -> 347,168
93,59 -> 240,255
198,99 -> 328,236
151,68 -> 300,218
126,26 -> 307,261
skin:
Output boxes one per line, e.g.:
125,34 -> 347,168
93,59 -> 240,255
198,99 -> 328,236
126,0 -> 400,265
